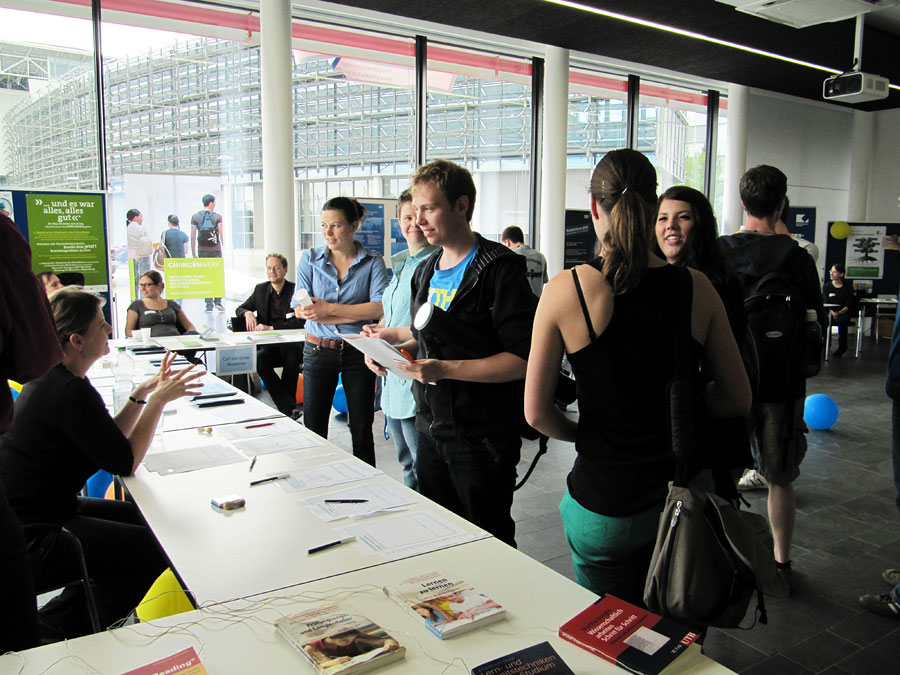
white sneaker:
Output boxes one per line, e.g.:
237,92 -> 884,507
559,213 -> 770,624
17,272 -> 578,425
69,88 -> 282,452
737,469 -> 767,491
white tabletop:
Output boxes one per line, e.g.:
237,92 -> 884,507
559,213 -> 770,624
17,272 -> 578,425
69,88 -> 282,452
125,425 -> 490,604
0,538 -> 733,675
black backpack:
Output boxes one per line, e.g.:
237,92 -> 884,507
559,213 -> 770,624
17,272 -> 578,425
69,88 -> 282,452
196,210 -> 219,247
742,271 -> 818,403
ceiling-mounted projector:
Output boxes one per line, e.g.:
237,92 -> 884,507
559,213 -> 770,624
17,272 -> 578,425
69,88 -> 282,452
823,71 -> 889,103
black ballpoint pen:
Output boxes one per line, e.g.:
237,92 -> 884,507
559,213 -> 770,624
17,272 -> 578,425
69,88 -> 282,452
323,499 -> 369,503
249,473 -> 289,486
307,536 -> 356,554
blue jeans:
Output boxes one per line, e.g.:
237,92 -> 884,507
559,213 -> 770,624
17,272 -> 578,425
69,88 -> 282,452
559,489 -> 661,606
416,430 -> 520,547
302,342 -> 376,466
132,256 -> 150,299
198,249 -> 222,309
386,416 -> 419,490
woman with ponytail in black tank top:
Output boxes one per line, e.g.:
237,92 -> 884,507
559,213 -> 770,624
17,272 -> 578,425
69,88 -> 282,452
524,150 -> 751,604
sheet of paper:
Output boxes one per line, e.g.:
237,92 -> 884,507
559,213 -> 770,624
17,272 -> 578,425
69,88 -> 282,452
303,483 -> 416,521
216,417 -> 306,440
143,445 -> 245,475
342,334 -> 414,380
278,459 -> 381,492
231,431 -> 327,455
342,511 -> 481,559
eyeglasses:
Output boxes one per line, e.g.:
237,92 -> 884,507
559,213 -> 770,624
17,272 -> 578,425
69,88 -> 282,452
139,282 -> 157,288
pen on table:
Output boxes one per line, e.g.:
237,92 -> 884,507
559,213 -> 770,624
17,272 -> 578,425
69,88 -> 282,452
307,536 -> 356,555
196,398 -> 244,408
248,456 -> 257,473
323,499 -> 368,504
245,421 -> 275,429
249,473 -> 290,487
191,392 -> 237,401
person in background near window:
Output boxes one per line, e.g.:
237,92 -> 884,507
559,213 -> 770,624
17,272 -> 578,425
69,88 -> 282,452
163,214 -> 189,258
191,194 -> 224,312
524,150 -> 750,603
823,263 -> 854,359
0,212 -> 64,651
293,197 -> 388,466
0,287 -> 203,638
126,208 -> 152,300
501,225 -> 548,298
235,253 -> 305,418
125,270 -> 196,338
37,270 -> 64,296
363,190 -> 438,490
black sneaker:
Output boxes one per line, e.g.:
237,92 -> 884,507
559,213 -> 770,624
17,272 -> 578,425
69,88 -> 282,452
859,593 -> 900,618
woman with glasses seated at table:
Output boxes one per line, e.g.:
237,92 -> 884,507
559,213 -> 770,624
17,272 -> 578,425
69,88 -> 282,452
0,287 -> 202,637
125,270 -> 197,338
293,197 -> 388,467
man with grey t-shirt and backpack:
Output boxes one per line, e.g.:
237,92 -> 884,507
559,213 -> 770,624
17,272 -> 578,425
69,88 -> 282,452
191,194 -> 224,312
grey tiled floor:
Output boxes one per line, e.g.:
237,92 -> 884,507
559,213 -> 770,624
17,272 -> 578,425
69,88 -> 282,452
267,335 -> 900,674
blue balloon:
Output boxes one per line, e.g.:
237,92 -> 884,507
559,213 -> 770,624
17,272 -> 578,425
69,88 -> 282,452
332,384 -> 348,414
804,393 -> 839,430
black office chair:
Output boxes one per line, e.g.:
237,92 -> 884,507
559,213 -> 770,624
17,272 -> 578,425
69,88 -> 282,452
24,523 -> 102,637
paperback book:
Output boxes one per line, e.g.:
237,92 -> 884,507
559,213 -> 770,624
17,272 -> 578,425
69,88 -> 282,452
275,602 -> 405,674
121,647 -> 208,675
558,594 -> 699,675
383,570 -> 505,638
471,641 -> 574,675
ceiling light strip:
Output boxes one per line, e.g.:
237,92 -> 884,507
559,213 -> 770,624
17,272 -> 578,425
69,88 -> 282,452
543,0 -> 842,75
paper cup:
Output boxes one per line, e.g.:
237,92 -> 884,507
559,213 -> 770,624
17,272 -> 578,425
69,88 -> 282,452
140,327 -> 152,344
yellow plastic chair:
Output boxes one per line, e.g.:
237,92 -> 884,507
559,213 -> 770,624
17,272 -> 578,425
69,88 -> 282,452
136,568 -> 194,621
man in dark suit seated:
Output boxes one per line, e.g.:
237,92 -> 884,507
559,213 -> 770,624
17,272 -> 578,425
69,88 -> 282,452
235,253 -> 304,418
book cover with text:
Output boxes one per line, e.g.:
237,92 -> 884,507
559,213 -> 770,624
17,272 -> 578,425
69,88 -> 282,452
275,602 -> 405,674
558,594 -> 698,675
383,570 -> 505,638
471,641 -> 574,675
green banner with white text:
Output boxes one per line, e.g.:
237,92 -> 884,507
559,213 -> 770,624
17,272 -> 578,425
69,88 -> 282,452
26,193 -> 108,289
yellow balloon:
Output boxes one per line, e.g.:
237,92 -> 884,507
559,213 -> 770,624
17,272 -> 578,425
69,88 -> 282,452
831,221 -> 851,239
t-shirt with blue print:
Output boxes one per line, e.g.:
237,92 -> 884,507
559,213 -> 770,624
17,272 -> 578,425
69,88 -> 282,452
427,243 -> 479,310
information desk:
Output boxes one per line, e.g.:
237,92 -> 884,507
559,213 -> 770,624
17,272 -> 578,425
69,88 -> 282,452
0,538 -> 733,675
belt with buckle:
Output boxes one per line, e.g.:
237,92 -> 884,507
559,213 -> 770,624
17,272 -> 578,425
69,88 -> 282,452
307,335 -> 343,350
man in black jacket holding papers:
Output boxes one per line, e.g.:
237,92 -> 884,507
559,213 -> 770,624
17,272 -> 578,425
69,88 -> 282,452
396,160 -> 536,548
235,253 -> 304,418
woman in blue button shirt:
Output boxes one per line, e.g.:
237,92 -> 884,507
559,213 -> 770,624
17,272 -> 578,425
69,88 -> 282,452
294,197 -> 388,466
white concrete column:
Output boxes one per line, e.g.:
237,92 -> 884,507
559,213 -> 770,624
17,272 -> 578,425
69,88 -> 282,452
261,0 -> 295,271
723,84 -> 749,234
847,109 -> 873,222
539,46 -> 569,276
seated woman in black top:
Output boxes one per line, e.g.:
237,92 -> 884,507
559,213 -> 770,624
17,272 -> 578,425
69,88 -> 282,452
125,270 -> 196,337
0,287 -> 202,636
824,263 -> 854,358
524,150 -> 750,604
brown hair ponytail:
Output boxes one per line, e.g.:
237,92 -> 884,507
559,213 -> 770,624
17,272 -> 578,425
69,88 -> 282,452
590,149 -> 657,294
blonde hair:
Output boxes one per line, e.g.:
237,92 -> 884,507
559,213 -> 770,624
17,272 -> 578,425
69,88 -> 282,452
590,149 -> 658,294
